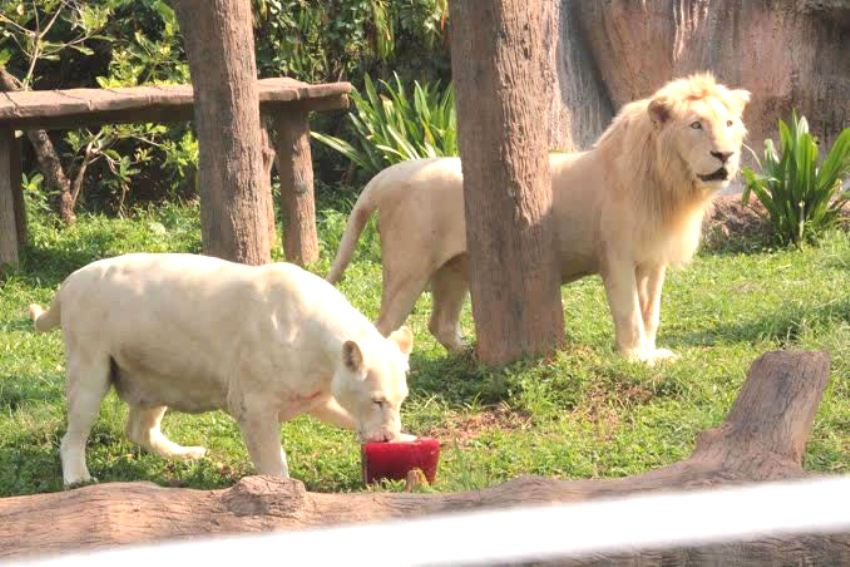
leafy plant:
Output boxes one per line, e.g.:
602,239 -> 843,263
312,73 -> 457,177
0,0 -> 111,88
251,0 -> 449,84
742,112 -> 850,246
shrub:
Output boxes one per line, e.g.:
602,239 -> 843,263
742,112 -> 850,246
312,73 -> 457,179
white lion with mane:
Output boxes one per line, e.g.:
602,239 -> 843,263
328,73 -> 750,365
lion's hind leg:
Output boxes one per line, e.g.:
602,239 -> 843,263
428,255 -> 469,353
126,405 -> 207,460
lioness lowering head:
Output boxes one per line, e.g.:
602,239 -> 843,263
326,73 -> 750,365
30,253 -> 413,487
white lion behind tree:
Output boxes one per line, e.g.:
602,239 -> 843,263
327,73 -> 750,365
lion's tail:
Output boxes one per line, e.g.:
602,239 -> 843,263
29,297 -> 61,333
326,182 -> 379,285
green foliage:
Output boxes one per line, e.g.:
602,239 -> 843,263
743,112 -> 850,247
0,0 -> 113,87
251,0 -> 449,83
312,74 -> 457,178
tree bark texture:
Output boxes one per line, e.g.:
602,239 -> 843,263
450,0 -> 565,366
273,110 -> 319,266
573,0 -> 850,153
545,0 -> 613,151
172,0 -> 270,265
0,351 -> 838,564
0,129 -> 21,267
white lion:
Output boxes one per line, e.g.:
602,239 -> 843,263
328,73 -> 750,364
30,253 -> 413,486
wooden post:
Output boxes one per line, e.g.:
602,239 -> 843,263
450,0 -> 565,365
274,110 -> 318,266
0,129 -> 20,267
10,130 -> 25,249
172,0 -> 271,266
259,126 -> 277,250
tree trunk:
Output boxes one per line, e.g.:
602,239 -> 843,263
273,109 -> 319,266
0,351 -> 838,564
0,68 -> 74,224
545,1 -> 613,152
574,0 -> 850,153
450,0 -> 565,366
172,0 -> 270,265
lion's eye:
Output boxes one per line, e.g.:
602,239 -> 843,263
690,121 -> 702,130
372,398 -> 386,408
726,119 -> 734,127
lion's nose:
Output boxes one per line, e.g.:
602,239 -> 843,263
711,151 -> 732,164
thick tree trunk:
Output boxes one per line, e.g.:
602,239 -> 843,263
172,0 -> 270,265
273,110 -> 319,266
574,0 -> 850,153
0,351 -> 837,564
0,68 -> 75,225
545,0 -> 613,152
450,0 -> 565,365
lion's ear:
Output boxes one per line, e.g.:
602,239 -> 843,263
730,89 -> 751,115
648,97 -> 671,126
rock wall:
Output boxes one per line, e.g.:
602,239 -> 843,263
549,1 -> 850,153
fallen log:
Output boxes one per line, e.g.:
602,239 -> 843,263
0,351 -> 839,563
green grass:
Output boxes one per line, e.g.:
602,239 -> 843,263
2,196 -> 850,497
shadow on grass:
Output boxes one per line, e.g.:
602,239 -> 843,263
408,348 -> 518,408
669,297 -> 850,349
0,423 -> 246,497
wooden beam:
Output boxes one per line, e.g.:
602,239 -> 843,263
0,82 -> 351,131
0,128 -> 20,267
274,110 -> 318,266
0,351 -> 835,563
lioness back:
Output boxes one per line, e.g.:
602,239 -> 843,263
55,253 -> 374,409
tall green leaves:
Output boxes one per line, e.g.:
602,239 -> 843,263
743,112 -> 850,246
312,73 -> 457,177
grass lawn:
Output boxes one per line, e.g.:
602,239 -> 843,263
1,197 -> 849,497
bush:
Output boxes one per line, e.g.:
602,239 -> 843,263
312,73 -> 456,179
742,112 -> 850,247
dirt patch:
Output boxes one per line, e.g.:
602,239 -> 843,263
576,383 -> 655,442
422,404 -> 532,447
702,194 -> 771,249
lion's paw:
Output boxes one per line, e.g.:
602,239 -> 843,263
641,348 -> 678,366
623,347 -> 678,366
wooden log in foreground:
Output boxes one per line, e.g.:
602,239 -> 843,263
0,351 -> 839,563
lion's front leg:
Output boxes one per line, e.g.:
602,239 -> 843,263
601,253 -> 647,361
636,263 -> 674,361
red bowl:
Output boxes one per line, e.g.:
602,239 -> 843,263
361,437 -> 441,485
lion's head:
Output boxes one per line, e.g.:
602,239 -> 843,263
647,73 -> 751,191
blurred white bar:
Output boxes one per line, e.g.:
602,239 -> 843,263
11,476 -> 850,566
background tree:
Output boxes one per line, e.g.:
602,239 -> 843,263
171,0 -> 270,265
450,0 -> 565,365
